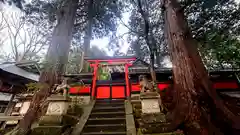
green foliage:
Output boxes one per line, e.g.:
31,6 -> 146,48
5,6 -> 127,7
8,0 -> 240,69
184,0 -> 240,68
26,82 -> 44,93
126,0 -> 240,68
1,0 -> 25,9
126,0 -> 167,66
198,33 -> 240,68
97,66 -> 111,80
23,0 -> 123,45
69,81 -> 85,87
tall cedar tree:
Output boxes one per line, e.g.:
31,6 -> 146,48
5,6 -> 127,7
83,0 -> 93,72
15,0 -> 79,134
163,0 -> 240,134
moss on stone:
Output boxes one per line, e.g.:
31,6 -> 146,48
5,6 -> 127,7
67,104 -> 83,116
139,122 -> 173,133
30,126 -> 64,135
146,132 -> 184,135
133,103 -> 142,109
141,113 -> 166,123
39,115 -> 78,126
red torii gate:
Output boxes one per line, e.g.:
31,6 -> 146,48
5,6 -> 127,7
85,56 -> 136,99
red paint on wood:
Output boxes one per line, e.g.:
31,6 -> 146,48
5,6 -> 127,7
91,63 -> 98,97
87,58 -> 136,62
96,86 -> 110,99
213,82 -> 239,89
130,83 -> 171,92
131,84 -> 140,92
158,83 -> 170,91
69,86 -> 90,94
125,64 -> 130,97
112,86 -> 125,98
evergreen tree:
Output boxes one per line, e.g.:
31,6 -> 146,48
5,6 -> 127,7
163,0 -> 240,134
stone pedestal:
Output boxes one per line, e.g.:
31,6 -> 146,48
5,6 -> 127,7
46,95 -> 70,115
140,92 -> 167,134
31,95 -> 78,135
140,92 -> 162,114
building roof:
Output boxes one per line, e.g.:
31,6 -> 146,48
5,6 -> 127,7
130,58 -> 158,68
15,61 -> 40,74
85,56 -> 137,62
0,63 -> 39,81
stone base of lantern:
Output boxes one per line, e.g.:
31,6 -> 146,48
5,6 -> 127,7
31,95 -> 78,135
140,92 -> 162,114
139,92 -> 171,134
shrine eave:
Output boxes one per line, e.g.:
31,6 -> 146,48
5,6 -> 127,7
128,68 -> 240,74
0,63 -> 39,81
63,73 -> 93,78
84,56 -> 137,62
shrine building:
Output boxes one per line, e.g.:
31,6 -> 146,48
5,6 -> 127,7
67,56 -> 240,99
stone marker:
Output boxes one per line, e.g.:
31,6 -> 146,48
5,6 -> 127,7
46,95 -> 69,115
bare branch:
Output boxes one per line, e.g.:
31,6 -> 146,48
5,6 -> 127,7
0,11 -> 50,62
118,17 -> 143,36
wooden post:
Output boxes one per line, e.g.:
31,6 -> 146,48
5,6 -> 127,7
125,64 -> 130,98
5,93 -> 15,115
2,93 -> 15,129
91,62 -> 98,98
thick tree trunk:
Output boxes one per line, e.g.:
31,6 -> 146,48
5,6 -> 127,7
163,0 -> 240,134
83,0 -> 94,72
15,0 -> 78,134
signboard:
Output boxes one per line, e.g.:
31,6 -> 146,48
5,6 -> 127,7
100,63 -> 125,73
129,67 -> 149,73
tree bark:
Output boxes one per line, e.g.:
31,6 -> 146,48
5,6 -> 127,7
83,0 -> 94,72
163,0 -> 240,134
15,0 -> 79,134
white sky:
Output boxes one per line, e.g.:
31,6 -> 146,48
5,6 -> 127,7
92,12 -> 130,56
0,3 -> 130,57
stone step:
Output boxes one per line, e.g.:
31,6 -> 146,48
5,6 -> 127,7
87,117 -> 126,125
82,131 -> 126,135
30,125 -> 65,135
83,124 -> 126,132
90,111 -> 125,118
95,99 -> 125,105
139,122 -> 174,133
95,102 -> 125,107
96,99 -> 125,103
92,106 -> 125,112
140,130 -> 184,135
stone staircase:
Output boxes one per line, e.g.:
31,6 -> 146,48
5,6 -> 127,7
81,99 -> 127,135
